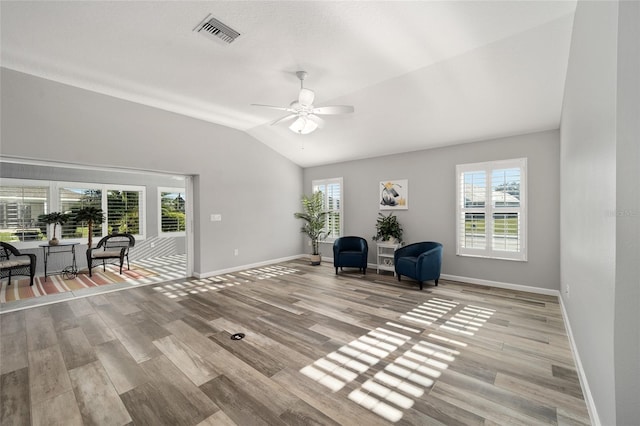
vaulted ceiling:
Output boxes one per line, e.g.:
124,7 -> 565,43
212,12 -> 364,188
1,1 -> 576,167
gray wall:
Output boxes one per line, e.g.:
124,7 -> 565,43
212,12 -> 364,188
561,0 -> 640,424
1,68 -> 304,276
614,1 -> 640,423
304,129 -> 560,291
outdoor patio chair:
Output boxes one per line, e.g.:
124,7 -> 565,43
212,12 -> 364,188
0,242 -> 36,286
86,233 -> 135,277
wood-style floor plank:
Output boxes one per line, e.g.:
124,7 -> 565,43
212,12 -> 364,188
1,310 -> 25,334
27,345 -> 72,405
94,339 -> 149,395
0,330 -> 27,375
153,334 -> 220,386
79,313 -> 116,346
0,259 -> 590,425
25,307 -> 58,352
200,374 -> 287,426
0,367 -> 30,426
123,354 -> 218,425
31,390 -> 83,426
58,327 -> 97,370
68,360 -> 132,426
111,324 -> 162,363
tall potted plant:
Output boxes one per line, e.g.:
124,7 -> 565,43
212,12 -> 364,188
294,191 -> 329,265
372,212 -> 403,243
39,212 -> 70,245
75,207 -> 106,248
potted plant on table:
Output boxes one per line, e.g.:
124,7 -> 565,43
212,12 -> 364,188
39,212 -> 71,245
294,191 -> 330,265
75,207 -> 106,248
372,212 -> 403,244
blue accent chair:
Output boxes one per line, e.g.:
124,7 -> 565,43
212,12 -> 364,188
394,242 -> 443,290
333,236 -> 368,275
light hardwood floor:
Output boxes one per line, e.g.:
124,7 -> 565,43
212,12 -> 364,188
0,259 -> 590,425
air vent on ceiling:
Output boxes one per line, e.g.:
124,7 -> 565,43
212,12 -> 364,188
194,14 -> 240,44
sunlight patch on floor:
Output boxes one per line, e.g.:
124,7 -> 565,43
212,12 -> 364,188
300,297 -> 496,423
152,265 -> 298,299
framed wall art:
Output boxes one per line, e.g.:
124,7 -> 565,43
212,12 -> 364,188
379,179 -> 408,210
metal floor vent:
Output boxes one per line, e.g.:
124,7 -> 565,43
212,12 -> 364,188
194,14 -> 240,44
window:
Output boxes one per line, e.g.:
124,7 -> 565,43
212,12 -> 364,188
312,177 -> 343,241
107,190 -> 142,235
59,184 -> 145,240
1,179 -> 146,246
456,158 -> 527,261
59,186 -> 103,239
0,181 -> 48,242
159,187 -> 186,236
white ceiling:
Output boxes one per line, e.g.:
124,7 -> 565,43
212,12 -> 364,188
1,1 -> 576,167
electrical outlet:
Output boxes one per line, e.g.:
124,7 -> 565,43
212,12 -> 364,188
566,285 -> 570,295
234,248 -> 239,256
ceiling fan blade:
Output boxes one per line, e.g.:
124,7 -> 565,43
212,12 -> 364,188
308,114 -> 325,129
251,104 -> 292,112
298,88 -> 315,107
270,114 -> 298,126
311,105 -> 355,115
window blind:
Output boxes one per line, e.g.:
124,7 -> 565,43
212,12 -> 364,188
312,177 -> 343,240
456,158 -> 527,261
160,189 -> 186,234
0,185 -> 48,242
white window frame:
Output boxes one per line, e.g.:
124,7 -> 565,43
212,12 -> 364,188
158,187 -> 187,237
456,158 -> 527,261
312,177 -> 343,243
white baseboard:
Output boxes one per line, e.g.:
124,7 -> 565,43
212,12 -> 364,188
193,254 -> 306,279
440,273 -> 559,296
558,295 -> 601,426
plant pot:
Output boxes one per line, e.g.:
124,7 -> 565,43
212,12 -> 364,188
310,254 -> 321,266
49,237 -> 59,246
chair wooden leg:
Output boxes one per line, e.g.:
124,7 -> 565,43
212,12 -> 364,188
435,279 -> 438,286
397,274 -> 401,282
419,281 -> 423,290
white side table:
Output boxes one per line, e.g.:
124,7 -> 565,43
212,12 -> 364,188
376,242 -> 402,275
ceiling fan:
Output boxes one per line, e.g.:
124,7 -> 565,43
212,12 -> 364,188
252,71 -> 355,135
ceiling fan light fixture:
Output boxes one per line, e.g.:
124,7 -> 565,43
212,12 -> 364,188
299,88 -> 315,107
289,117 -> 318,134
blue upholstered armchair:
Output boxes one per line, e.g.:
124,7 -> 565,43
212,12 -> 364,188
394,242 -> 442,290
333,236 -> 368,275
